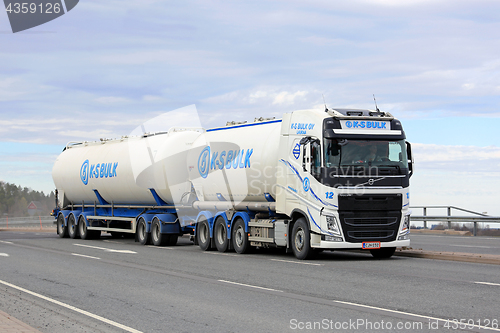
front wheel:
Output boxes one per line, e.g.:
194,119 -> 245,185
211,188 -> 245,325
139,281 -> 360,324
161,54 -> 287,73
291,218 -> 312,260
370,247 -> 396,259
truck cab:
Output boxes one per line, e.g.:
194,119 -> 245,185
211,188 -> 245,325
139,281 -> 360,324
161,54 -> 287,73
276,108 -> 413,258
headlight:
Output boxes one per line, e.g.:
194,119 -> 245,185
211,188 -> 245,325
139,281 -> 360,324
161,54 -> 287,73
325,215 -> 341,236
400,214 -> 410,234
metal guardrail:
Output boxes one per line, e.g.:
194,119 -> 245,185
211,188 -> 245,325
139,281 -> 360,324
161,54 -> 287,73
410,206 -> 500,236
0,216 -> 55,229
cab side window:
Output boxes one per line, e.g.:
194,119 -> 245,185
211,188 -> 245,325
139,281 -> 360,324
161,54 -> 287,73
311,139 -> 321,180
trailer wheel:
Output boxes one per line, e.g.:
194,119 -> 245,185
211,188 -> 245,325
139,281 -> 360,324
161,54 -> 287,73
136,218 -> 150,245
79,216 -> 90,240
291,218 -> 312,260
370,247 -> 396,259
79,217 -> 100,240
151,218 -> 167,246
232,219 -> 249,254
67,214 -> 79,239
214,217 -> 229,252
197,219 -> 212,251
57,214 -> 68,238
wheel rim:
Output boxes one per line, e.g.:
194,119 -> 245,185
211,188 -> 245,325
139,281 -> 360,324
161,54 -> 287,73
217,223 -> 226,245
58,218 -> 64,233
294,227 -> 305,252
199,222 -> 208,244
80,221 -> 86,235
235,226 -> 244,248
69,217 -> 75,234
153,222 -> 160,242
138,221 -> 146,241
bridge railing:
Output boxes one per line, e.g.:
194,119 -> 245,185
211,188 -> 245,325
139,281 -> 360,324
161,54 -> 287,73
409,206 -> 500,236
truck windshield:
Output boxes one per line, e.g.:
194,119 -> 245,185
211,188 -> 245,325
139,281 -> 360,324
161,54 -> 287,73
324,139 -> 408,171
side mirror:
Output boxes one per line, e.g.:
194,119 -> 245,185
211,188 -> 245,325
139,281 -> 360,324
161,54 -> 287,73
299,136 -> 311,145
406,141 -> 413,177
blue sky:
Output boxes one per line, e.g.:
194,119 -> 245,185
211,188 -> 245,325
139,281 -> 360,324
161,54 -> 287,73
1,0 -> 499,216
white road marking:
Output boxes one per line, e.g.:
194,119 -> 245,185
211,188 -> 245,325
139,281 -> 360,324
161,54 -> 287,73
0,279 -> 143,333
270,259 -> 323,266
474,281 -> 500,287
71,253 -> 101,260
73,244 -> 136,254
218,280 -> 283,292
102,240 -> 126,244
203,252 -> 239,257
0,253 -> 9,257
0,241 -> 13,244
146,246 -> 174,250
333,300 -> 500,331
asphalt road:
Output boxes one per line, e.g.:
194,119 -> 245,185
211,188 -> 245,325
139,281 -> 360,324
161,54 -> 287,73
0,231 -> 499,333
409,234 -> 500,255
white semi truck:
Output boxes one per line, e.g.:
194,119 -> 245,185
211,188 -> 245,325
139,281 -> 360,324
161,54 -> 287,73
52,108 -> 413,259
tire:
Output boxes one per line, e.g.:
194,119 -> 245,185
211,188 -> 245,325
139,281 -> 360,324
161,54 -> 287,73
79,216 -> 90,240
232,219 -> 249,254
79,217 -> 100,240
136,218 -> 150,245
197,219 -> 212,251
291,218 -> 312,260
57,214 -> 68,238
151,218 -> 168,246
214,217 -> 229,252
67,214 -> 79,239
370,247 -> 396,259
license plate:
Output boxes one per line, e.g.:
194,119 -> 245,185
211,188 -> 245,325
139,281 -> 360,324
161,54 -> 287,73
362,241 -> 381,249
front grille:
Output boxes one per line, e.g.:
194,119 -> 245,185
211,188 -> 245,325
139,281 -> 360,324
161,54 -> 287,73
344,217 -> 398,227
339,208 -> 400,243
347,230 -> 395,241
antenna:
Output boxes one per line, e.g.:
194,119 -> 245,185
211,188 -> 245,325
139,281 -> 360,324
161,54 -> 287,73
322,94 -> 328,112
373,94 -> 380,112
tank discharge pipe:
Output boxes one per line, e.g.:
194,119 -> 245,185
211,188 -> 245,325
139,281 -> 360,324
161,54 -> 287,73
192,201 -> 276,212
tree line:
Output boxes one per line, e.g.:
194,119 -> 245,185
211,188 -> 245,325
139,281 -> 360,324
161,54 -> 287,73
0,181 -> 55,217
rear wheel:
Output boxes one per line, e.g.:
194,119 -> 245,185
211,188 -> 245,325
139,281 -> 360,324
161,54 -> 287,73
232,219 -> 249,254
57,214 -> 68,238
370,247 -> 396,259
136,218 -> 150,245
151,218 -> 167,246
214,217 -> 229,252
79,216 -> 90,239
78,216 -> 100,240
197,219 -> 212,251
67,214 -> 79,239
291,218 -> 312,260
